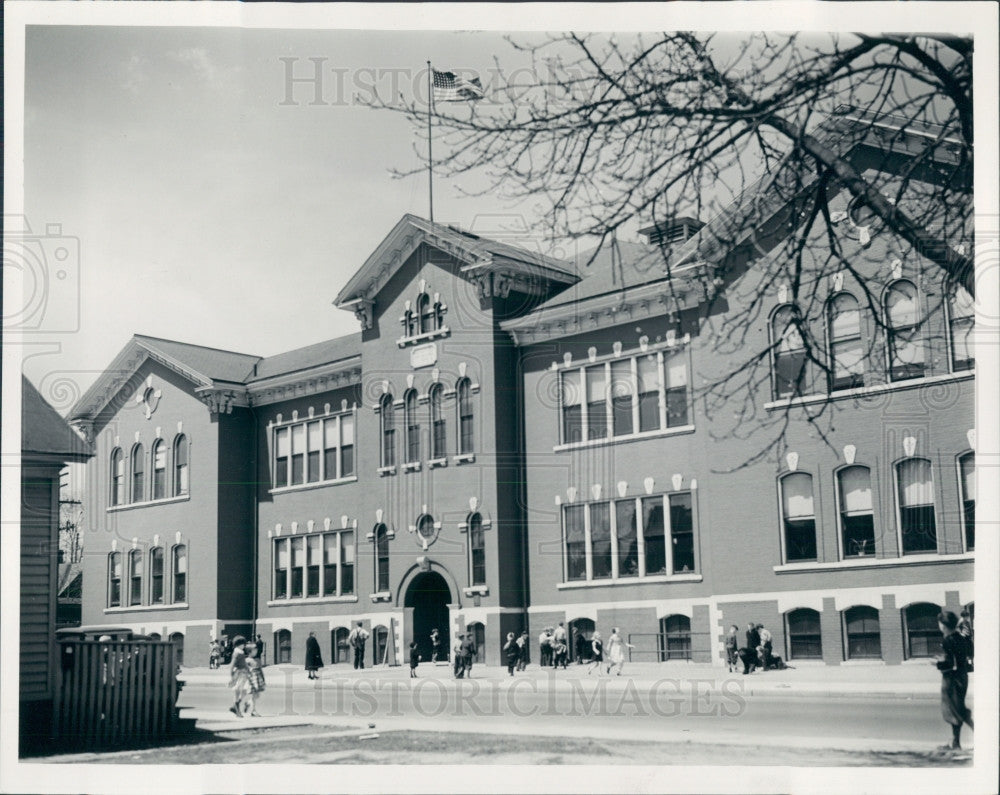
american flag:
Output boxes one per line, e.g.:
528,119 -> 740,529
432,69 -> 484,103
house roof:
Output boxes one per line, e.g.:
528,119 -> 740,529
22,376 -> 93,461
131,335 -> 261,383
249,333 -> 361,382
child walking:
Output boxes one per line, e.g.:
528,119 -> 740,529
242,642 -> 265,717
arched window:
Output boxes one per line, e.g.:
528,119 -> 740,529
466,622 -> 486,663
457,378 -> 474,455
129,548 -> 143,606
404,389 -> 420,463
786,608 -> 822,659
380,394 -> 395,468
896,458 -> 936,554
373,625 -> 389,666
843,606 -> 881,660
660,615 -> 691,661
429,384 -> 446,460
780,472 -> 817,562
110,448 -> 125,507
404,307 -> 416,338
837,466 -> 875,557
771,305 -> 806,399
108,552 -> 122,607
131,444 -> 145,503
469,512 -> 486,586
418,293 -> 435,334
332,627 -> 350,663
904,602 -> 942,658
173,435 -> 189,496
828,293 -> 864,390
885,280 -> 924,381
374,524 -> 390,593
172,544 -> 187,603
275,629 -> 292,664
152,440 -> 167,500
169,632 -> 185,666
148,633 -> 161,641
959,452 -> 975,550
149,547 -> 164,604
948,285 -> 974,372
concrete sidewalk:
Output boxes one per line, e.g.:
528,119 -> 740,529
180,658 -> 958,699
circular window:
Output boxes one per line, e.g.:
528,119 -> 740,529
415,514 -> 438,549
847,196 -> 879,228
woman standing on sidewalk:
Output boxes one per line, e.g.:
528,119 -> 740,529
587,631 -> 604,676
606,628 -> 634,676
936,611 -> 974,750
503,632 -> 520,676
724,625 -> 740,673
228,636 -> 250,718
304,631 -> 324,681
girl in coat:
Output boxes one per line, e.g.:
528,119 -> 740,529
242,642 -> 265,716
304,631 -> 324,680
936,611 -> 974,750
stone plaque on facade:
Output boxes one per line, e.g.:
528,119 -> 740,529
410,342 -> 437,369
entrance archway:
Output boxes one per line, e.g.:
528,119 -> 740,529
405,571 -> 452,663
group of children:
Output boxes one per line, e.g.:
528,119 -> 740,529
724,622 -> 785,674
226,636 -> 266,717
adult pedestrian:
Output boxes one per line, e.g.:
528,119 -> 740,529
587,632 -> 604,675
606,627 -> 634,676
304,631 -> 324,680
242,642 -> 265,716
575,629 -> 589,664
228,636 -> 250,717
936,610 -> 974,750
745,623 -> 761,673
503,632 -> 520,676
254,634 -> 265,666
461,632 -> 478,678
516,630 -> 530,671
409,642 -> 420,678
552,622 -> 567,667
349,622 -> 369,670
757,624 -> 773,670
724,625 -> 740,673
453,633 -> 466,678
430,628 -> 442,663
538,628 -> 553,667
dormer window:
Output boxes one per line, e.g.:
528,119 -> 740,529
399,284 -> 449,346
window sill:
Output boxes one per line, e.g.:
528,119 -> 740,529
554,425 -> 695,452
402,461 -> 422,473
428,457 -> 448,469
774,551 -> 973,573
104,603 -> 189,613
463,586 -> 489,597
107,494 -> 190,513
378,466 -> 397,477
397,327 -> 451,347
453,453 -> 476,465
557,573 -> 701,590
267,595 -> 358,607
270,476 -> 357,496
840,659 -> 887,666
370,592 -> 393,603
764,371 -> 974,411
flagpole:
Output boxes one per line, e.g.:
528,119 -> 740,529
427,61 -> 434,224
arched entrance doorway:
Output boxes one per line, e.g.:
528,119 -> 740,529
405,571 -> 451,663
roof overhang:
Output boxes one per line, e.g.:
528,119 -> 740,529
246,356 -> 363,407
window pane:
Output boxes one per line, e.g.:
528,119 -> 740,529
832,338 -> 864,387
898,460 -> 933,506
564,505 -> 586,581
586,365 -> 606,403
830,294 -> 860,339
590,503 -> 612,579
838,467 -> 872,513
307,422 -> 322,482
665,353 -> 687,387
887,282 -> 918,326
842,514 -> 876,557
782,473 -> 814,518
666,386 -> 688,427
563,405 -> 584,444
307,535 -> 321,596
586,365 -> 608,439
642,497 -> 666,575
276,427 -> 290,457
951,317 -> 974,370
610,360 -> 633,395
669,493 -> 694,573
615,499 -> 639,577
341,531 -> 355,594
561,370 -> 582,406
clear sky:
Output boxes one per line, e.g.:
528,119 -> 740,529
21,25 -> 553,409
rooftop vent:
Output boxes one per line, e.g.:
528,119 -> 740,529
638,217 -> 704,247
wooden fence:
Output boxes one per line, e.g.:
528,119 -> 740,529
53,639 -> 179,748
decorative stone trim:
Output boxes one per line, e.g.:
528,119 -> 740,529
556,574 -> 702,590
773,552 -> 973,574
269,476 -> 358,496
764,371 -> 974,410
377,465 -> 397,477
267,595 -> 358,607
463,586 -> 490,597
369,592 -> 393,603
554,425 -> 695,453
453,453 -> 476,465
397,326 -> 451,348
428,457 -> 448,469
402,461 -> 422,473
107,494 -> 190,513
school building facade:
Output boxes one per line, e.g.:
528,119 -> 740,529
72,115 -> 975,669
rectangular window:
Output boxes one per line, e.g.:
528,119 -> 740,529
831,337 -> 864,390
274,538 -> 289,599
586,365 -> 608,439
636,355 -> 661,432
324,418 -> 339,480
130,551 -> 143,606
150,550 -> 164,604
306,534 -> 321,597
898,460 -> 937,554
470,520 -> 486,586
323,534 -> 338,596
669,493 -> 695,573
275,427 -> 289,488
307,421 -> 322,483
561,370 -> 584,443
109,555 -> 122,607
664,353 -> 689,427
564,505 -> 587,581
153,445 -> 166,500
340,415 -> 355,477
838,468 -> 875,557
290,425 -> 305,485
173,547 -> 187,603
615,499 -> 639,577
290,537 -> 305,598
782,474 -> 818,561
642,497 -> 667,575
341,531 -> 355,595
610,360 -> 634,437
589,502 -> 612,579
960,454 -> 975,550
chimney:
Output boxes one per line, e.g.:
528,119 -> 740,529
638,217 -> 704,247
